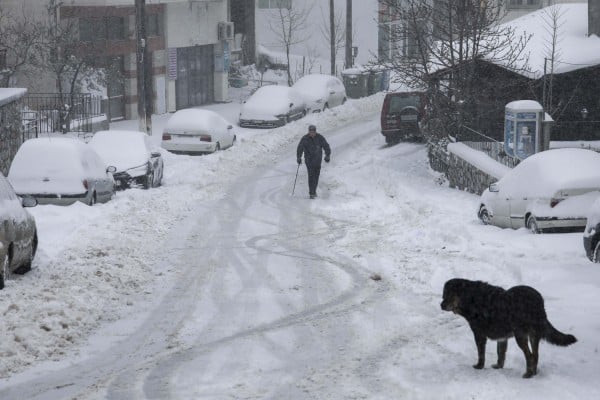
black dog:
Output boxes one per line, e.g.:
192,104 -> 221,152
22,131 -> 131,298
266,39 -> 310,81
440,278 -> 577,378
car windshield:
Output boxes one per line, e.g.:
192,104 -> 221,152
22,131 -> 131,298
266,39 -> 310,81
389,95 -> 421,113
165,110 -> 225,134
90,131 -> 149,170
9,140 -> 86,180
500,148 -> 600,197
247,86 -> 288,105
293,76 -> 328,95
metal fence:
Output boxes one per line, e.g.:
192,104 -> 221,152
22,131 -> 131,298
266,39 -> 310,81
454,124 -> 521,168
21,93 -> 103,139
551,120 -> 600,141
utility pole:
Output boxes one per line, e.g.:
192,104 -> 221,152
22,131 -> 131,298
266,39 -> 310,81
345,0 -> 352,69
135,0 -> 152,135
542,57 -> 547,110
330,0 -> 335,75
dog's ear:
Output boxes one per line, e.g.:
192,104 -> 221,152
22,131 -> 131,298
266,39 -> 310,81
444,278 -> 464,294
442,279 -> 454,298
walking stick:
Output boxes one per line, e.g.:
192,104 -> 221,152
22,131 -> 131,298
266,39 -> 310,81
292,163 -> 300,196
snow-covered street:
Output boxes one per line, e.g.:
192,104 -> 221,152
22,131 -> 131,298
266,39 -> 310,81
1,95 -> 599,399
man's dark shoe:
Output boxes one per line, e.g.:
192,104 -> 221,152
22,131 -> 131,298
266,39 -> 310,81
310,194 -> 315,199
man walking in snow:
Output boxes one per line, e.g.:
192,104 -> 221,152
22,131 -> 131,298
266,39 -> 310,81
297,124 -> 331,199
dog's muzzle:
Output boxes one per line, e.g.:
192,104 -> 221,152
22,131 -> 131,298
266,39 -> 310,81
440,298 -> 457,313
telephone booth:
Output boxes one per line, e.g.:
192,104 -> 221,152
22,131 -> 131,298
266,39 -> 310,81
504,100 -> 543,160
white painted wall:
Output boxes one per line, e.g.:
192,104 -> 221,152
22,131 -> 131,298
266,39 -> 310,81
164,1 -> 229,110
164,1 -> 227,47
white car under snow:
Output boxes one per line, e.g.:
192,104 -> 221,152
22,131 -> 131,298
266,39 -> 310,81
478,147 -> 600,233
161,109 -> 236,155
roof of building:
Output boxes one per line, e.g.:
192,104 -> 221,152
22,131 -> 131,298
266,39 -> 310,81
497,3 -> 600,78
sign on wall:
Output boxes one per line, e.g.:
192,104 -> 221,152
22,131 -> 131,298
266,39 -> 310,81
167,48 -> 177,80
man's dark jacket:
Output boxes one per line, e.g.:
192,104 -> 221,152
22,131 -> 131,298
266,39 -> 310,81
297,133 -> 331,167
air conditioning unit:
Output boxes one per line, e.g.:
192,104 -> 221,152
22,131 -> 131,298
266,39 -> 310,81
218,21 -> 234,41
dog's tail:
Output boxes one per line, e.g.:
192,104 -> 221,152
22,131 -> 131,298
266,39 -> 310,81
544,320 -> 577,346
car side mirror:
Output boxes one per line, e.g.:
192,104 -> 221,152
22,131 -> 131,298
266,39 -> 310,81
227,125 -> 233,130
21,195 -> 37,208
107,165 -> 117,174
489,182 -> 499,192
329,90 -> 335,94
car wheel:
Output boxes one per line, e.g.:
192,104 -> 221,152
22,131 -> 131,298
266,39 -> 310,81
14,232 -> 36,275
527,216 -> 540,234
323,103 -> 329,111
215,142 -> 221,152
88,192 -> 97,206
1,252 -> 10,290
593,240 -> 600,263
342,97 -> 347,104
478,207 -> 491,225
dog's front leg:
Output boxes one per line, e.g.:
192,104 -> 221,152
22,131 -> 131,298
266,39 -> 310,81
492,340 -> 507,369
472,331 -> 487,369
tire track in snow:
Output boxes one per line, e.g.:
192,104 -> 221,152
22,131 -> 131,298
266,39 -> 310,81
129,121 -> 392,399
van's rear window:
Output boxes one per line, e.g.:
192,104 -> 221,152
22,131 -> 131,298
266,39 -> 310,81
389,95 -> 421,113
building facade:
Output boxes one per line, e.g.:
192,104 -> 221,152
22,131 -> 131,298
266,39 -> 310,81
254,0 -> 378,75
1,0 -> 234,120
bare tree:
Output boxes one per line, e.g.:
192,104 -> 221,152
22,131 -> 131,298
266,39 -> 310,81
0,4 -> 43,87
541,5 -> 565,115
32,0 -> 118,133
266,1 -> 312,86
377,0 -> 531,139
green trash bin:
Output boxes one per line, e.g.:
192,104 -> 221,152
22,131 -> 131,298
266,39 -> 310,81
367,70 -> 384,95
229,76 -> 248,88
342,68 -> 369,99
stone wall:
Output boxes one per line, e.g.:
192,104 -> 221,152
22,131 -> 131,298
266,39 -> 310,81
0,102 -> 23,176
428,141 -> 500,196
446,152 -> 498,195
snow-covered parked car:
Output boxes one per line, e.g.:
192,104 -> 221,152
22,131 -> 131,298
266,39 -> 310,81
292,73 -> 347,113
583,197 -> 600,262
239,85 -> 307,128
89,130 -> 163,190
0,173 -> 37,290
8,137 -> 116,206
478,148 -> 600,233
161,109 -> 236,155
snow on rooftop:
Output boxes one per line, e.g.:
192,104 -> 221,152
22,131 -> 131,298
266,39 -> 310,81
505,100 -> 544,111
498,3 -> 600,78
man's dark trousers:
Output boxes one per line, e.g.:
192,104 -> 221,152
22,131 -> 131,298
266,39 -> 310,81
307,165 -> 321,196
